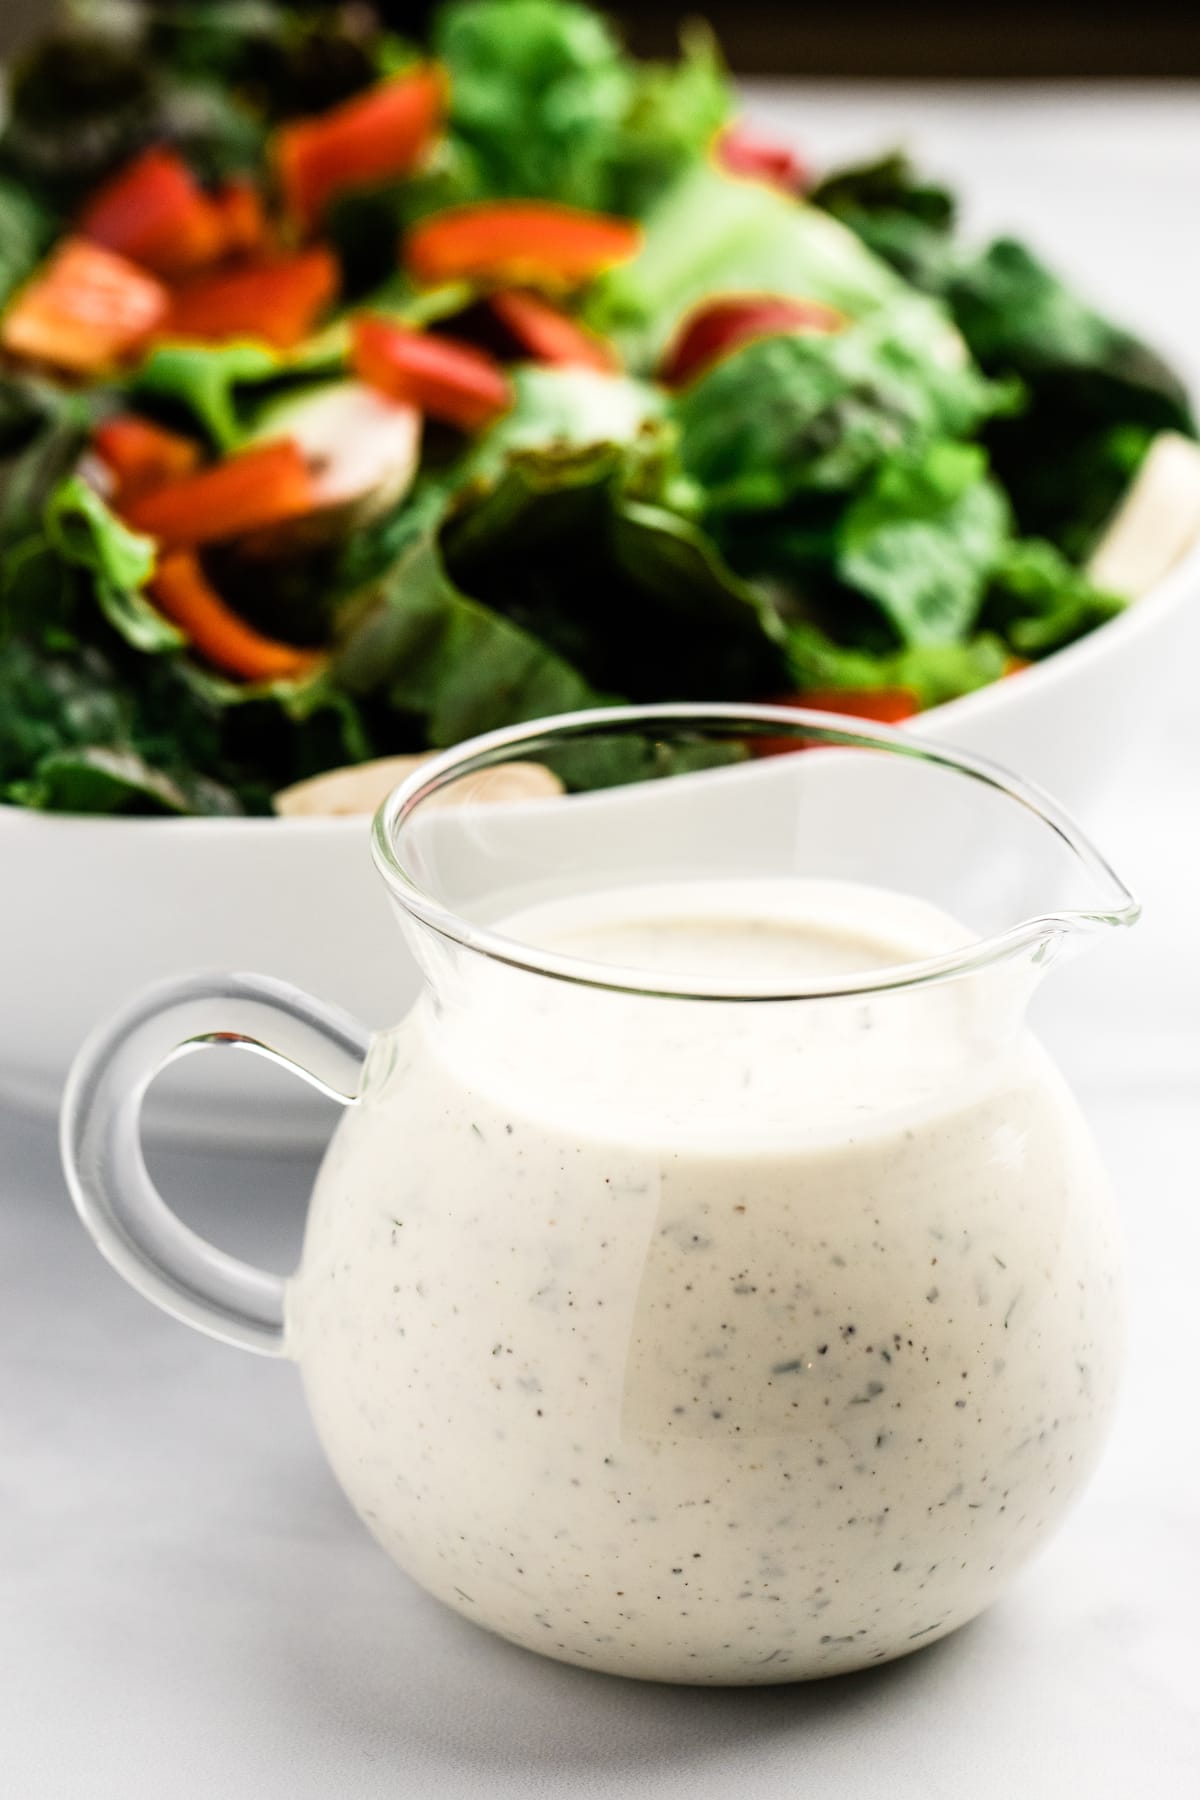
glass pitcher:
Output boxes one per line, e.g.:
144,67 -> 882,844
61,704 -> 1138,1686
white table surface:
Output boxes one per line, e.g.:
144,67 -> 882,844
5,84 -> 1200,1800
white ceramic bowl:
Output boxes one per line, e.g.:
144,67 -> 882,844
8,534 -> 1200,1145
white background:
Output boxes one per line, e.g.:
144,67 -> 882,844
4,85 -> 1200,1798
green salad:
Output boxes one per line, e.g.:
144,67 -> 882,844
0,0 -> 1193,815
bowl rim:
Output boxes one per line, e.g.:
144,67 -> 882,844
4,526 -> 1199,837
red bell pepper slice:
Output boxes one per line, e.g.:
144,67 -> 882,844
210,179 -> 270,259
77,147 -> 227,279
405,203 -> 641,290
489,290 -> 617,372
717,122 -> 809,194
93,415 -> 202,499
150,551 -> 323,682
352,316 -> 512,431
794,689 -> 920,723
661,295 -> 845,387
277,67 -> 445,234
122,440 -> 318,548
163,248 -> 338,351
751,688 -> 921,757
1,238 -> 168,375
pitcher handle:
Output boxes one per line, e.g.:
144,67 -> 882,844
60,972 -> 371,1357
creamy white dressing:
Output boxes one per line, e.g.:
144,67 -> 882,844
289,879 -> 1123,1684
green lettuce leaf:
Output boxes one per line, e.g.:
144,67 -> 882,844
787,620 -> 1010,708
588,162 -> 908,369
4,463 -> 182,663
436,0 -> 638,211
836,442 -> 1011,646
42,475 -> 184,655
43,475 -> 154,593
132,337 -> 345,451
132,342 -> 283,450
462,365 -> 667,486
336,375 -> 790,742
993,420 -> 1158,568
607,23 -> 731,217
434,0 -> 730,216
0,535 -> 79,649
0,639 -> 124,779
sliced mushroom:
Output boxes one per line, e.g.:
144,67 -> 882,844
1088,431 -> 1200,598
274,754 -> 564,818
240,379 -> 422,553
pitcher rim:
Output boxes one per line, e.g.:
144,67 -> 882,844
371,703 -> 1141,1003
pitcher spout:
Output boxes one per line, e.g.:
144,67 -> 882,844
1001,768 -> 1141,965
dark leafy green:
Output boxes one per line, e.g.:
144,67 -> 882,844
334,479 -> 454,596
947,241 -> 1194,555
0,27 -> 161,204
810,153 -> 958,292
445,443 -> 788,699
335,524 -> 605,746
836,442 -> 1010,646
0,603 -> 374,813
813,156 -> 1195,557
0,176 -> 56,310
672,298 -> 1014,515
8,743 -> 237,816
178,662 -> 374,803
948,239 -> 1190,426
147,2 -> 413,122
0,19 -> 266,202
0,635 -> 244,814
0,382 -> 103,552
